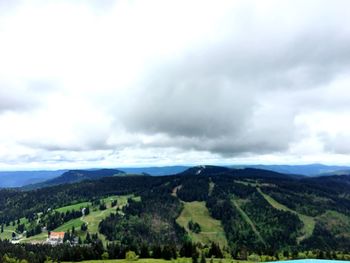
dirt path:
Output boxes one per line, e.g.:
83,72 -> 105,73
171,185 -> 182,197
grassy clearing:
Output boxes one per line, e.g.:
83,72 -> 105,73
21,232 -> 48,243
62,258 -> 254,263
176,201 -> 227,247
3,194 -> 139,244
0,217 -> 30,240
49,194 -> 137,244
82,195 -> 132,234
56,201 -> 91,213
257,188 -> 315,242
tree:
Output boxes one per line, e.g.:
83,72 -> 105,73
81,223 -> 88,231
126,251 -> 138,261
152,246 -> 162,259
200,253 -> 206,263
188,219 -> 201,233
140,243 -> 150,258
99,202 -> 107,211
111,200 -> 118,207
101,252 -> 109,260
85,232 -> 91,243
208,242 -> 223,258
16,224 -> 25,233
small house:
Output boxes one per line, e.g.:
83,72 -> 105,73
47,231 -> 65,245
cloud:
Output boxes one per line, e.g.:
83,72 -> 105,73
1,0 -> 350,168
115,0 -> 350,156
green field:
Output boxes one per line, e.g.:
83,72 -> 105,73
63,258 -> 254,263
0,217 -> 30,241
56,201 -> 91,213
176,201 -> 228,247
257,188 -> 315,242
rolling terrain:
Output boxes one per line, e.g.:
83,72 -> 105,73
23,169 -> 126,189
0,165 -> 349,262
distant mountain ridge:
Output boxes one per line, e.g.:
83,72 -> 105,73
178,165 -> 303,179
119,166 -> 188,176
233,163 -> 350,176
0,170 -> 66,188
23,169 -> 125,189
2,163 -> 350,189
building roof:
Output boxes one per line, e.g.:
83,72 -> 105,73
50,231 -> 65,239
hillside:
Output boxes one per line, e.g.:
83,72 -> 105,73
23,169 -> 126,189
0,166 -> 349,262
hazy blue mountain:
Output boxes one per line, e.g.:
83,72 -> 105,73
3,164 -> 350,189
232,164 -> 350,176
0,166 -> 188,188
23,169 -> 125,189
119,166 -> 188,176
0,170 -> 65,188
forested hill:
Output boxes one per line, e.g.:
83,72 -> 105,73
23,168 -> 126,189
0,165 -> 349,258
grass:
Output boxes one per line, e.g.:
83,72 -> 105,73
2,194 -> 139,244
176,201 -> 228,247
55,201 -> 91,213
257,188 -> 315,242
62,258 -> 254,263
81,196 -> 130,235
50,194 -> 138,244
0,217 -> 30,240
21,232 -> 48,243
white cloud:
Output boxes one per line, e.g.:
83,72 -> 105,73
1,0 -> 350,169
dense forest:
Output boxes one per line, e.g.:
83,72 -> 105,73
0,166 -> 349,262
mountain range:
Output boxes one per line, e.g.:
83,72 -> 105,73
1,163 -> 350,188
0,165 -> 348,261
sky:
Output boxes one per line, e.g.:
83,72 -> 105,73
1,0 -> 350,170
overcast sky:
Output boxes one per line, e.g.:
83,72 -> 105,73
1,0 -> 350,170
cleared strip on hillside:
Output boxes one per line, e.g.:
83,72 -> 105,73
231,198 -> 266,246
176,201 -> 227,247
257,188 -> 315,242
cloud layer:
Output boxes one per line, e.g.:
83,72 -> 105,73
1,0 -> 350,169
